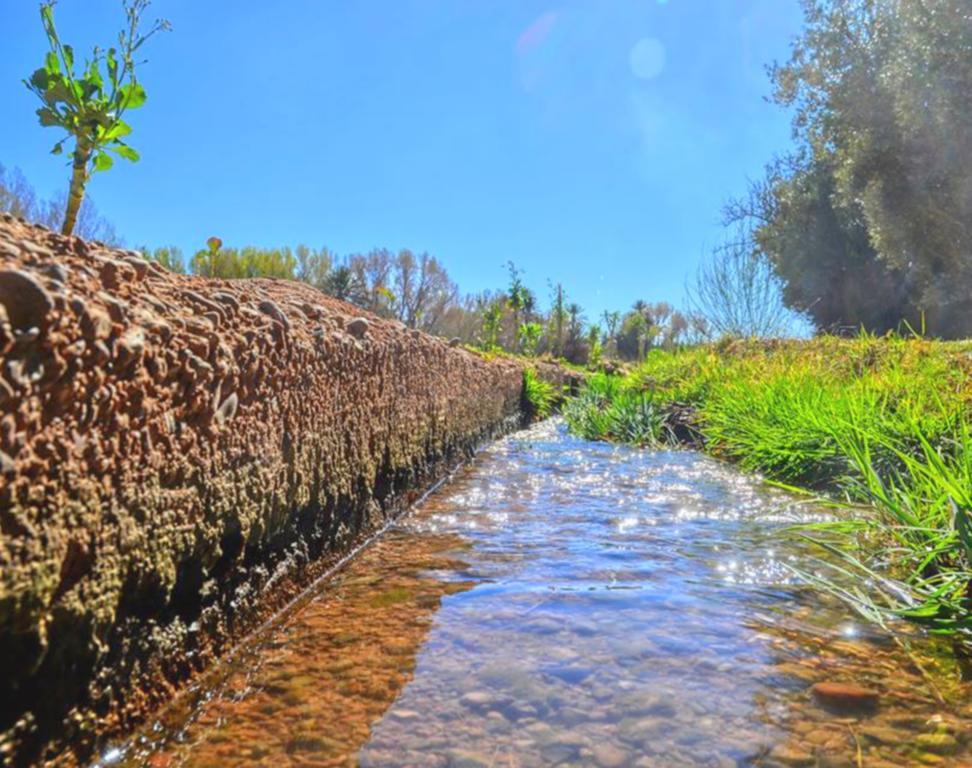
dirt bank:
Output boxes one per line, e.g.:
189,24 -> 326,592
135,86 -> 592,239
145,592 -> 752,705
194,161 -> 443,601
0,214 -> 577,766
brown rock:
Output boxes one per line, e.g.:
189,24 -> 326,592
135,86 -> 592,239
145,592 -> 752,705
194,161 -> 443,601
0,268 -> 54,330
347,317 -> 369,339
99,258 -> 136,290
0,450 -> 15,478
768,744 -> 816,766
121,255 -> 149,280
215,392 -> 239,425
258,299 -> 290,329
80,304 -> 113,341
810,681 -> 879,712
41,263 -> 69,285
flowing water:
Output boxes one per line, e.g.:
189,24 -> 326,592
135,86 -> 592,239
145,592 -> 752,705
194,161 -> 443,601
106,421 -> 970,768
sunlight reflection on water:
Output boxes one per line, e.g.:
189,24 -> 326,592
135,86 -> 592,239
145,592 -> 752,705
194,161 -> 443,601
109,419 -> 970,768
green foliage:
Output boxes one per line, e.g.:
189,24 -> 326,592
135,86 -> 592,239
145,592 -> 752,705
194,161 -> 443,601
190,240 -> 297,279
736,0 -> 972,337
24,0 -> 169,235
505,262 -> 534,351
140,244 -> 184,273
295,244 -> 332,288
818,420 -> 972,636
522,368 -> 556,422
586,325 -> 603,369
740,159 -> 920,335
321,264 -> 366,304
518,322 -> 542,356
481,302 -> 502,351
563,373 -> 663,445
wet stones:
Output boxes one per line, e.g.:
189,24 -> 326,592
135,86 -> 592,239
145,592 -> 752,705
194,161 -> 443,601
768,744 -> 816,766
460,691 -> 501,711
914,732 -> 960,755
0,269 -> 54,331
591,743 -> 629,768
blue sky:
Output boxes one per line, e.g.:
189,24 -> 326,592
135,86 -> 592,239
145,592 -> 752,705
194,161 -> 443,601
1,0 -> 802,318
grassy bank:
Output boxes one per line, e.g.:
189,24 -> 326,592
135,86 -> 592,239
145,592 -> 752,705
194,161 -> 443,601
564,336 -> 972,640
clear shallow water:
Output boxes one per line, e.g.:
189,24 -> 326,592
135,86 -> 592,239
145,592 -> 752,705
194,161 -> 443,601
107,421 -> 970,768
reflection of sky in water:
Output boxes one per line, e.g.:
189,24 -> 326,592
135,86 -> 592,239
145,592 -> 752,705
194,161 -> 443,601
363,420 -> 839,764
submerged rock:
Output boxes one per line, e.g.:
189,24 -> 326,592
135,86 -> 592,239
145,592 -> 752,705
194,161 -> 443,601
810,681 -> 880,712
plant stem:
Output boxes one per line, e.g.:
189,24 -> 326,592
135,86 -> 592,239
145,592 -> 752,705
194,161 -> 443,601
62,142 -> 91,236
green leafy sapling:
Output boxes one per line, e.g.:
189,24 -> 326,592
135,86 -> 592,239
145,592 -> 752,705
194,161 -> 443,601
518,321 -> 542,357
24,0 -> 169,236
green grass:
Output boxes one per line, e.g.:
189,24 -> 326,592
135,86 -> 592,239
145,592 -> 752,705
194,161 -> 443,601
562,372 -> 664,445
522,367 -> 557,422
564,335 -> 972,639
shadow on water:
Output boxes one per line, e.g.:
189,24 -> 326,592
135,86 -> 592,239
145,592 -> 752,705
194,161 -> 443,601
105,421 -> 970,768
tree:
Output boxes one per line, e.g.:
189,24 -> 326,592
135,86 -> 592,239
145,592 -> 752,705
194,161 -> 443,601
600,310 -> 621,358
0,164 -> 38,219
25,1 -> 169,236
687,228 -> 795,339
505,262 -> 530,351
393,250 -> 457,331
758,0 -> 972,336
548,282 -> 567,357
321,264 -> 366,305
561,302 -> 587,363
348,249 -> 395,316
481,302 -> 502,351
729,157 -> 920,333
295,245 -> 332,289
518,322 -> 543,356
189,242 -> 297,279
586,324 -> 603,368
140,244 -> 184,273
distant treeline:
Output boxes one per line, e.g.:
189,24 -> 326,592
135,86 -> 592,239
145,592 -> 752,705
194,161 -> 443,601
142,243 -> 701,365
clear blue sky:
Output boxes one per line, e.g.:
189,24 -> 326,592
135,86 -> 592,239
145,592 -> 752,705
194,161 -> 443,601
1,0 -> 802,318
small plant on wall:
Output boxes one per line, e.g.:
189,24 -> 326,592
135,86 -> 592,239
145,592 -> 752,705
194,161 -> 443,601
24,0 -> 169,236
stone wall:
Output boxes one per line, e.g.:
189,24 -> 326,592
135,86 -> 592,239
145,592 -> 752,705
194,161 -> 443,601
0,214 -> 571,766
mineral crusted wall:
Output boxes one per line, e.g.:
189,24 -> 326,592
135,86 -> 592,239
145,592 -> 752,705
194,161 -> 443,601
0,214 -> 575,766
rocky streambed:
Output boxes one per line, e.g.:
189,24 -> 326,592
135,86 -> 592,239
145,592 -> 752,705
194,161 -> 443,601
0,214 -> 576,766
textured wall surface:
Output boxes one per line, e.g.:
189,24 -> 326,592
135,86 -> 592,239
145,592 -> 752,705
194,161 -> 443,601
0,214 -> 573,766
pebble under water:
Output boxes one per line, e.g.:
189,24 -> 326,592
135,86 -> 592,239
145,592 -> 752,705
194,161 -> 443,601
104,420 -> 971,767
